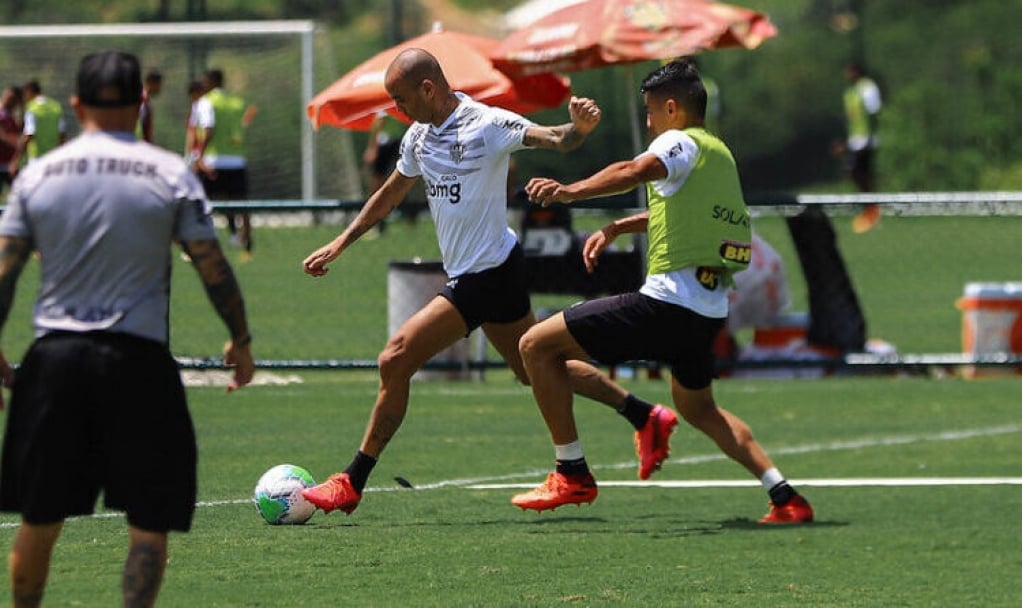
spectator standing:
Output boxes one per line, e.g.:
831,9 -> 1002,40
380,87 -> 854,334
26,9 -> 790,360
359,111 -> 406,236
137,69 -> 163,143
183,80 -> 204,164
0,86 -> 23,189
841,62 -> 883,233
193,69 -> 257,259
0,50 -> 254,607
16,80 -> 67,169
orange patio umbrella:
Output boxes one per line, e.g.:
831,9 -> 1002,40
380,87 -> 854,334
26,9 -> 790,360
308,25 -> 572,131
491,0 -> 777,155
490,0 -> 778,78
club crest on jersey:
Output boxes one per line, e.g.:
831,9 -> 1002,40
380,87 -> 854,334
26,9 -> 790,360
449,142 -> 465,164
719,239 -> 752,265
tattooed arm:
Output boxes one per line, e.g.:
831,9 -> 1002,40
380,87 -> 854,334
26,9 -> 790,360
522,96 -> 602,153
180,237 -> 254,391
0,235 -> 31,407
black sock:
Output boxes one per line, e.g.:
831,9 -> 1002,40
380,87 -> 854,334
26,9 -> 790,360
617,394 -> 655,431
768,481 -> 797,506
343,451 -> 377,493
555,457 -> 590,477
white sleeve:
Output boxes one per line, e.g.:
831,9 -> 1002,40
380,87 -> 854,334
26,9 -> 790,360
642,130 -> 700,198
22,111 -> 36,136
484,106 -> 533,155
860,81 -> 882,114
395,124 -> 423,178
193,98 -> 215,129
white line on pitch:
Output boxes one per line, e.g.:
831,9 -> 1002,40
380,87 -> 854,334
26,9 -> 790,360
1,423 -> 1018,529
466,477 -> 1022,490
409,422 -> 1022,489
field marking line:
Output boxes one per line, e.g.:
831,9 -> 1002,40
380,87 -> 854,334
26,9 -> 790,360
466,477 -> 1022,490
1,423 -> 1018,529
409,422 -> 1022,489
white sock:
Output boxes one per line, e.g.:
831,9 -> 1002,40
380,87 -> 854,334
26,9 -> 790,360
555,441 -> 584,461
760,467 -> 785,491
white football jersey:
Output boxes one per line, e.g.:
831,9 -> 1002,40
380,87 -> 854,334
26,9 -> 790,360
396,93 -> 533,278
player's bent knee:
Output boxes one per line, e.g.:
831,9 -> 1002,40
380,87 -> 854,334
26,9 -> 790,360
517,328 -> 548,364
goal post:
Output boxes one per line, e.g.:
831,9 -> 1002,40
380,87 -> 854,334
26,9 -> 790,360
0,20 -> 361,202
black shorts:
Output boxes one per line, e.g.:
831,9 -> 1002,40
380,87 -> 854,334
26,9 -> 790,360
0,332 -> 196,532
847,147 -> 874,183
201,167 -> 248,200
564,292 -> 725,389
440,244 -> 532,332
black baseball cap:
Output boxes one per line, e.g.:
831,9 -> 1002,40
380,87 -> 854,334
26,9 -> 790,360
76,50 -> 143,108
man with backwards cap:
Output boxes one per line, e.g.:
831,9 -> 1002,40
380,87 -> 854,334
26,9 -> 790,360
0,50 -> 255,607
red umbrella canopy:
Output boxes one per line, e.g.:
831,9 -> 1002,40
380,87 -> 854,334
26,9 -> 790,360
308,26 -> 572,130
491,0 -> 778,78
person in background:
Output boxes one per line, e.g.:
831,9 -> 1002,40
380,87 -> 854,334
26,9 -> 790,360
360,111 -> 406,236
840,61 -> 883,233
137,69 -> 163,143
0,86 -> 23,189
193,68 -> 258,259
0,50 -> 254,608
363,111 -> 404,196
184,80 -> 204,164
513,59 -> 814,524
298,48 -> 678,518
15,80 -> 67,171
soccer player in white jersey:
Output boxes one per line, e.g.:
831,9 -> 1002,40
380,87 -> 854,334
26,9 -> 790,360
300,48 -> 678,516
0,50 -> 254,607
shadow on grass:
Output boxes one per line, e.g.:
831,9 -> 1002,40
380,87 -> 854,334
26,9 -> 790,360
297,510 -> 849,534
718,517 -> 850,530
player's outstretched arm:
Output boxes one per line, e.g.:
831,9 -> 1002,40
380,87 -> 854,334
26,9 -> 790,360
523,96 -> 601,152
525,153 -> 667,207
302,171 -> 417,277
180,238 -> 254,391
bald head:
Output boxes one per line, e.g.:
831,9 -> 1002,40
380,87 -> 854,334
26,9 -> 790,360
384,48 -> 458,126
385,48 -> 449,92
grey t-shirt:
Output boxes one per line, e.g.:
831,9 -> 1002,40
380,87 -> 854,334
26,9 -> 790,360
0,130 -> 217,344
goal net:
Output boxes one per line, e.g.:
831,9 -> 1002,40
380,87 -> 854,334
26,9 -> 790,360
0,20 -> 361,202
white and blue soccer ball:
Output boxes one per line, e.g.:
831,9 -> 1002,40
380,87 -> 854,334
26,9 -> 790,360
253,464 -> 317,525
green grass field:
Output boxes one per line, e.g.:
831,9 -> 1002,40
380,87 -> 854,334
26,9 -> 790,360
1,373 -> 1019,607
1,212 -> 1020,606
2,211 -> 1019,362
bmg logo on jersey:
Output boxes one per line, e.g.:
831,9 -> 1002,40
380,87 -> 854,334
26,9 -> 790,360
426,175 -> 462,205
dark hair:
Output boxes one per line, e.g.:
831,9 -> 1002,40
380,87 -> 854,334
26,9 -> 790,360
2,85 -> 23,104
145,70 -> 163,84
188,80 -> 204,95
76,50 -> 143,108
847,61 -> 864,71
23,80 -> 41,95
204,69 -> 224,88
640,59 -> 707,119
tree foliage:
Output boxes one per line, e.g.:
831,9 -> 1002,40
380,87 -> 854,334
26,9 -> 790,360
4,0 -> 1020,193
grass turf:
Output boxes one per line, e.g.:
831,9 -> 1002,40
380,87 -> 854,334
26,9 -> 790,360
2,374 -> 1019,606
0,211 -> 1019,605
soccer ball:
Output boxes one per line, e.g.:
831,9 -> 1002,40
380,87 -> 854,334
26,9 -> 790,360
253,464 -> 317,525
